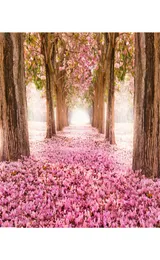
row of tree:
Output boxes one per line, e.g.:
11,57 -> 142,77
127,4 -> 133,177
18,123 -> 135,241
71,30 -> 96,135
92,33 -> 117,145
0,33 -> 159,178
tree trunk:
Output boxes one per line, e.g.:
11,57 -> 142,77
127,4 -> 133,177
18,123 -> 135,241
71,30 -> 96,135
92,34 -> 107,133
62,91 -> 69,127
45,64 -> 56,138
66,107 -> 69,126
56,83 -> 64,131
132,33 -> 160,178
55,63 -> 68,130
0,33 -> 30,161
98,69 -> 105,134
105,33 -> 116,144
41,33 -> 56,138
92,69 -> 105,132
92,80 -> 98,128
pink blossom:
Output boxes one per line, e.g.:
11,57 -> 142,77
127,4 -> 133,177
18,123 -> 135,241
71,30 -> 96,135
0,125 -> 159,227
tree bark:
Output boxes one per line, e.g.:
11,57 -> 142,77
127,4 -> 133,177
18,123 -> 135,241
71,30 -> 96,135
133,33 -> 160,178
54,39 -> 68,131
62,91 -> 69,127
92,67 -> 105,133
45,64 -> 56,138
92,34 -> 109,134
55,69 -> 68,131
98,69 -> 105,133
92,80 -> 98,128
105,33 -> 117,144
0,33 -> 30,161
56,81 -> 63,131
41,33 -> 56,138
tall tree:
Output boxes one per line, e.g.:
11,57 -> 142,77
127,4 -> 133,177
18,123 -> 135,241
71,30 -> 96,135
92,67 -> 105,133
133,33 -> 160,178
56,70 -> 68,131
0,33 -> 30,161
41,33 -> 56,138
55,37 -> 68,131
92,77 -> 99,128
92,33 -> 106,133
105,33 -> 117,144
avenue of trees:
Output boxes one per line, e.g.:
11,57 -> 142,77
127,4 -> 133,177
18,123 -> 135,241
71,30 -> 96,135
0,32 -> 159,178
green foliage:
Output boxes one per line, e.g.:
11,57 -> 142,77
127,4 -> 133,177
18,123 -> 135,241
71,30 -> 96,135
115,33 -> 134,82
24,33 -> 45,89
24,32 -> 135,109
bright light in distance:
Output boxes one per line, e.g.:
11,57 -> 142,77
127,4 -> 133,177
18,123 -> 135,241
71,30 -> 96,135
70,108 -> 90,125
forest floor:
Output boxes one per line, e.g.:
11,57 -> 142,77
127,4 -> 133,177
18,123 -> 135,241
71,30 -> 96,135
0,123 -> 160,227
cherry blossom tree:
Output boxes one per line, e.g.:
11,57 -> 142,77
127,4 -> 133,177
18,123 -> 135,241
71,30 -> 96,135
0,33 -> 30,161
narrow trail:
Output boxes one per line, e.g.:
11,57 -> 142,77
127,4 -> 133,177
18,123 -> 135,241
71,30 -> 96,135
0,124 -> 159,227
30,125 -> 132,172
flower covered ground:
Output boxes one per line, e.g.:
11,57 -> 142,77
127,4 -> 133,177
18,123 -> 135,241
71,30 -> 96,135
0,123 -> 160,227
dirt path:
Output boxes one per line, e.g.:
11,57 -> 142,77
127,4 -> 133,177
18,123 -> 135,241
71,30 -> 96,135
29,123 -> 133,170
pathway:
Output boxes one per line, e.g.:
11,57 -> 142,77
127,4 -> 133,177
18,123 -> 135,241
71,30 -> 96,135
0,123 -> 159,227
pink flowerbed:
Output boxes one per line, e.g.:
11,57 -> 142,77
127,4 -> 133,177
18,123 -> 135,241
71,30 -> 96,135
0,126 -> 159,227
